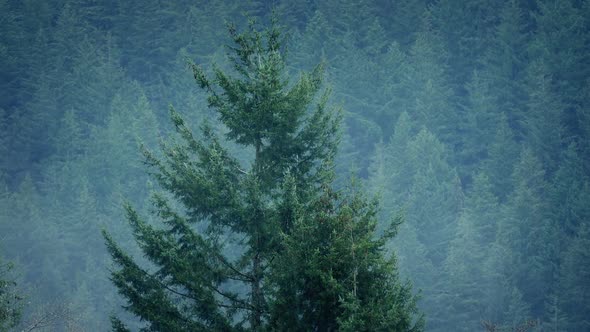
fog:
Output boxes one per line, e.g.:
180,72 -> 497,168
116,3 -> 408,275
1,1 -> 589,331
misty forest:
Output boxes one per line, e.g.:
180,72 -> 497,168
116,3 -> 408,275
1,0 -> 590,331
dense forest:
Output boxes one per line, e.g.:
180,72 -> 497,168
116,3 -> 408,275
0,0 -> 589,331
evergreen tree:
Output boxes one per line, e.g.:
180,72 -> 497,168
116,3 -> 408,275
483,113 -> 520,202
269,177 -> 422,331
6,81 -> 58,181
103,20 -> 420,331
61,34 -> 126,127
390,218 -> 437,331
542,293 -> 568,331
0,174 -> 65,313
404,13 -> 459,154
275,0 -> 317,31
0,0 -> 24,111
331,35 -> 384,176
375,124 -> 460,330
401,129 -> 462,330
497,147 -> 557,319
441,172 -> 499,331
481,0 -> 529,139
52,109 -> 85,162
289,10 -> 336,67
0,109 -> 8,174
377,42 -> 410,139
404,129 -> 462,266
1,175 -> 45,273
523,59 -> 564,174
430,0 -> 496,90
376,0 -> 427,47
459,70 -> 498,181
87,88 -> 159,200
111,0 -> 181,87
177,2 -> 232,60
558,221 -> 590,331
0,255 -> 21,332
529,0 -> 587,123
503,286 -> 531,329
550,143 -> 590,238
383,111 -> 416,201
0,175 -> 22,331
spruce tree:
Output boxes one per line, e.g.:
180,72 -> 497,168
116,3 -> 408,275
103,19 -> 421,331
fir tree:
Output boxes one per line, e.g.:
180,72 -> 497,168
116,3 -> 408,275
103,19 -> 420,331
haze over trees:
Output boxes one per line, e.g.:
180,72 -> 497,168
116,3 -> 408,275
1,0 -> 589,331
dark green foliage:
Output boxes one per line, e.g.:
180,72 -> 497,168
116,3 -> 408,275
190,20 -> 338,188
269,177 -> 422,331
103,20 -> 419,331
111,316 -> 132,332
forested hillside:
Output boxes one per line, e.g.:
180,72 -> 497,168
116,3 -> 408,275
0,0 -> 589,331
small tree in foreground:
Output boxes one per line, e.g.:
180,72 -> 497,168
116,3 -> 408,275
103,18 -> 422,331
0,257 -> 21,332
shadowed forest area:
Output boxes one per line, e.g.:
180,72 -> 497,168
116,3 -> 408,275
1,0 -> 589,331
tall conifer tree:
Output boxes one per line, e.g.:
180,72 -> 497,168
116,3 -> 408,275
103,19 -> 420,331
